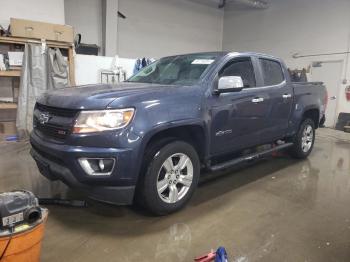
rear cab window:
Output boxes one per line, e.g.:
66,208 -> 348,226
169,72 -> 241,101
259,58 -> 285,86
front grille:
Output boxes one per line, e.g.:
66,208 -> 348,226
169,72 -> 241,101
34,103 -> 79,140
35,103 -> 78,118
35,122 -> 71,139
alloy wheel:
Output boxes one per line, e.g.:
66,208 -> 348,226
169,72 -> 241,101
156,153 -> 193,204
301,124 -> 313,152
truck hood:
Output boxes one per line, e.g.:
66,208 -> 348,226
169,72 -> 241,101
37,82 -> 182,110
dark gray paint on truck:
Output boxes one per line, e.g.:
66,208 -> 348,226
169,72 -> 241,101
30,52 -> 326,205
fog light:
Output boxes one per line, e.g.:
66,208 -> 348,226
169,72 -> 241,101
78,158 -> 115,176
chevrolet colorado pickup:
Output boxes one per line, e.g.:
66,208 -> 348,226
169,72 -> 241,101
30,52 -> 326,215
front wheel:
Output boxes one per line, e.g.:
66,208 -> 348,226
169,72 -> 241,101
289,118 -> 315,159
139,141 -> 200,215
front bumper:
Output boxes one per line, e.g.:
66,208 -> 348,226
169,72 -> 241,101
30,132 -> 137,205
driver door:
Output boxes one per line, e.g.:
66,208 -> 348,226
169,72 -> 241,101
209,57 -> 272,156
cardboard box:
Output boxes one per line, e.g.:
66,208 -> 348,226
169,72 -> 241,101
10,18 -> 74,43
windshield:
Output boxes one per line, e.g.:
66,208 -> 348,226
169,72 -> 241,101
127,54 -> 219,85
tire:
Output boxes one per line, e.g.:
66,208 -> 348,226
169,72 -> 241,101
137,140 -> 200,215
289,118 -> 315,159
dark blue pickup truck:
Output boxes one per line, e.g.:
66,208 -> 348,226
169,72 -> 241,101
30,52 -> 326,215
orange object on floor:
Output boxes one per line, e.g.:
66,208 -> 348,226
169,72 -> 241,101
0,209 -> 48,262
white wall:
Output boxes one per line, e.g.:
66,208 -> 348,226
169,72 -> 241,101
74,55 -> 135,85
64,0 -> 223,58
117,0 -> 223,58
64,0 -> 103,49
222,0 -> 350,115
0,0 -> 65,26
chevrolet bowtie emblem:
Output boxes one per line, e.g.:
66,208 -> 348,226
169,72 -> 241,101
39,112 -> 50,124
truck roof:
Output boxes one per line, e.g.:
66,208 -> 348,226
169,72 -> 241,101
166,51 -> 282,61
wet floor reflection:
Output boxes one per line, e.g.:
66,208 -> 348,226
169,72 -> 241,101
0,129 -> 350,261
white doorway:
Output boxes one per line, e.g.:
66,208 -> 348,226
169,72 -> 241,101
311,60 -> 343,128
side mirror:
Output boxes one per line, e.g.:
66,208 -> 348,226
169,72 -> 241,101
216,76 -> 244,94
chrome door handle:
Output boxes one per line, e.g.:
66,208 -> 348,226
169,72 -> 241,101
282,94 -> 292,99
329,96 -> 337,100
252,97 -> 264,103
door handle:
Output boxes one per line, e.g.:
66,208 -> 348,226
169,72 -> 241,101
329,96 -> 337,100
251,97 -> 264,103
282,94 -> 292,99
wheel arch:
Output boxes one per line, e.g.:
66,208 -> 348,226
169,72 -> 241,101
141,122 -> 208,164
302,108 -> 320,128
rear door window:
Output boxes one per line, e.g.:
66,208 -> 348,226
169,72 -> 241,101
260,58 -> 285,86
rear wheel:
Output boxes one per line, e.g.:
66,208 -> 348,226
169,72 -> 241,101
138,140 -> 200,215
289,118 -> 315,159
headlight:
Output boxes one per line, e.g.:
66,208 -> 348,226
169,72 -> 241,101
73,108 -> 135,133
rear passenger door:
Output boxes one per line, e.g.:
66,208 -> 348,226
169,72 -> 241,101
257,58 -> 293,143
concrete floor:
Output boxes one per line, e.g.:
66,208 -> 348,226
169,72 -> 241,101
1,128 -> 350,261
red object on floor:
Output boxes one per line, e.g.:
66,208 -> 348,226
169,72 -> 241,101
194,251 -> 216,262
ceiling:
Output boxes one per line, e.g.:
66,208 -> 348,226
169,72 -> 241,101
186,0 -> 269,9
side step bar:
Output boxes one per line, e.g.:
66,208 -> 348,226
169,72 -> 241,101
209,142 -> 293,172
